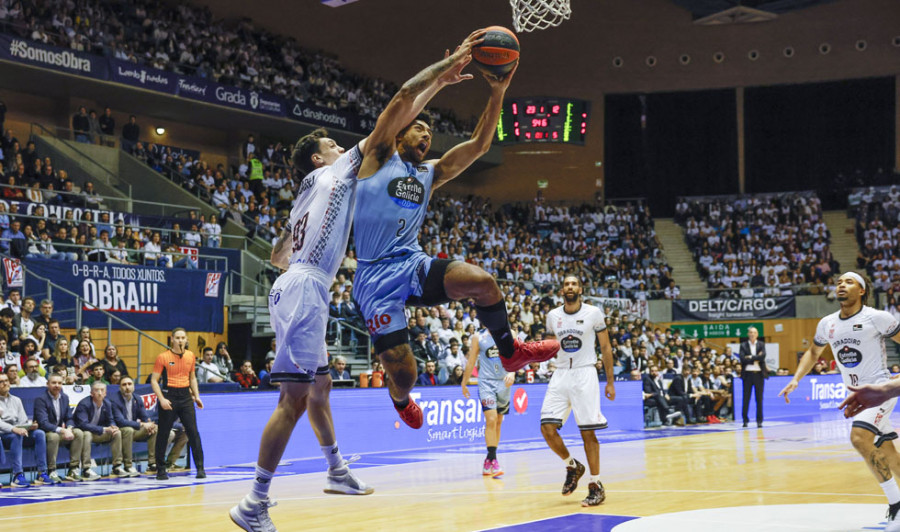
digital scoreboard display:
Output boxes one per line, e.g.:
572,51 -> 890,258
495,97 -> 590,145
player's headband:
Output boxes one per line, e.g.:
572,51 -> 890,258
840,272 -> 866,291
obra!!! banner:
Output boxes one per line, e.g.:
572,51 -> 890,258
672,297 -> 795,321
22,259 -> 224,332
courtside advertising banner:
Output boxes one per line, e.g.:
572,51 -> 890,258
734,374 -> 849,422
198,381 -> 644,466
672,297 -> 796,321
23,259 -> 224,332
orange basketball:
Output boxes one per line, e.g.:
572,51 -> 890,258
472,26 -> 520,77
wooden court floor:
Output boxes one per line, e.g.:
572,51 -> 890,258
0,415 -> 892,532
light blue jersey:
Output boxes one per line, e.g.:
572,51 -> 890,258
353,151 -> 440,344
477,329 -> 506,382
354,151 -> 434,261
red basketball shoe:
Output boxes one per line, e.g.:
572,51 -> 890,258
500,339 -> 560,372
394,397 -> 423,429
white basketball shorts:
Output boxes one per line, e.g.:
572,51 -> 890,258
268,265 -> 331,382
540,366 -> 608,430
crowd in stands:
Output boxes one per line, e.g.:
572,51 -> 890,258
0,109 -> 225,264
851,185 -> 900,301
1,0 -> 473,136
675,191 -> 840,298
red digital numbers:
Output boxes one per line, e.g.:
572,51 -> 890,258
525,105 -> 537,115
552,105 -> 561,114
531,118 -> 548,128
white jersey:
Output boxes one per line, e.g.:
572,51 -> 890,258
545,302 -> 606,369
286,144 -> 362,279
814,306 -> 900,387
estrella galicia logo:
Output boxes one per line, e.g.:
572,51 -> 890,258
561,334 -> 583,353
388,176 -> 425,209
836,345 -> 862,368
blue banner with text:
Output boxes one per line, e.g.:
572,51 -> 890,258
23,258 -> 224,332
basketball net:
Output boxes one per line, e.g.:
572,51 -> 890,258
510,0 -> 571,32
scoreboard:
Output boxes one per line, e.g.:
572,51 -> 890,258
495,97 -> 590,145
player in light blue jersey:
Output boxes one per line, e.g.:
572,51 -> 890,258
231,32 -> 485,532
354,50 -> 560,430
462,327 -> 514,477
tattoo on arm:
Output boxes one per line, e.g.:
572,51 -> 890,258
870,449 -> 892,482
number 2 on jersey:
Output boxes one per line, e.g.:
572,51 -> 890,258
396,218 -> 406,238
292,212 -> 309,252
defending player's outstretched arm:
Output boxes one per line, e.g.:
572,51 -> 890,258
431,62 -> 518,191
357,29 -> 486,179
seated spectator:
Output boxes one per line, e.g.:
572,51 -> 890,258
214,342 -> 235,381
417,360 -> 439,386
4,363 -> 19,386
196,347 -> 224,383
73,381 -> 125,479
34,373 -> 86,483
235,360 -> 259,389
73,339 -> 98,382
109,369 -> 122,385
259,358 -> 278,390
0,372 -> 51,486
143,232 -> 165,267
445,365 -> 465,385
89,229 -> 115,262
85,363 -> 109,386
81,181 -> 102,208
110,376 -> 157,477
99,345 -> 128,378
163,245 -> 197,269
1,219 -> 26,257
330,356 -> 351,380
642,365 -> 682,426
202,214 -> 222,248
51,226 -> 78,261
18,358 -> 46,387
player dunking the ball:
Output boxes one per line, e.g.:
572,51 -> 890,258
779,272 -> 900,531
230,31 -> 487,532
541,276 -> 615,507
461,325 -> 515,477
353,48 -> 559,430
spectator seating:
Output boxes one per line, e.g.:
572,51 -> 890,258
674,191 -> 838,298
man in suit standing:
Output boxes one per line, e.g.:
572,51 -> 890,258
110,376 -> 157,477
739,326 -> 768,427
74,381 -> 125,479
34,374 -> 88,483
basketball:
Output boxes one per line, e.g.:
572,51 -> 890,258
472,26 -> 520,77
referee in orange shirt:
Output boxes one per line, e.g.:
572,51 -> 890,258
151,327 -> 205,479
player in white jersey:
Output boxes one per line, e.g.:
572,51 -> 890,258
461,327 -> 514,477
780,272 -> 900,531
540,276 -> 615,507
231,32 -> 484,532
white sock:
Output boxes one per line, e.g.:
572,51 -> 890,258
563,456 -> 575,468
881,478 -> 900,505
590,474 -> 601,485
322,442 -> 345,471
249,465 -> 274,502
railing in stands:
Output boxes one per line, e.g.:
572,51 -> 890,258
0,183 -> 262,250
30,122 -> 133,199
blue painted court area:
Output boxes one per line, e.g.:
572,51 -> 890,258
480,513 -> 637,532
